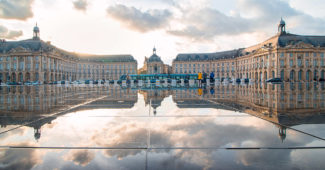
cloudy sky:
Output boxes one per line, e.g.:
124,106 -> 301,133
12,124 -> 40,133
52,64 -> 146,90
1,0 -> 325,66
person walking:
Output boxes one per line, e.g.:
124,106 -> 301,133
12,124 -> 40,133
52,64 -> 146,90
210,71 -> 215,83
203,72 -> 207,85
198,72 -> 202,87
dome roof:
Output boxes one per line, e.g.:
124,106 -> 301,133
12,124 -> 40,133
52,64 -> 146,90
33,23 -> 39,32
148,53 -> 162,62
279,18 -> 285,25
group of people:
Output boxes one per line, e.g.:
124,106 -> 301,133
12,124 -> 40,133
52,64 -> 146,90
197,71 -> 215,87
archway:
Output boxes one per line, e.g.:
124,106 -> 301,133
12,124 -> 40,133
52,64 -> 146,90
259,72 -> 262,81
35,72 -> 39,81
50,73 -> 53,82
306,70 -> 311,81
18,72 -> 23,82
6,73 -> 10,82
11,73 -> 16,82
280,70 -> 284,80
298,70 -> 303,81
25,72 -> 30,81
264,71 -> 267,80
290,70 -> 295,81
272,71 -> 275,78
44,72 -> 48,82
314,70 -> 318,81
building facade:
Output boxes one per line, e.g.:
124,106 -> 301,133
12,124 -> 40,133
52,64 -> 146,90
172,19 -> 325,82
139,47 -> 171,74
0,25 -> 137,83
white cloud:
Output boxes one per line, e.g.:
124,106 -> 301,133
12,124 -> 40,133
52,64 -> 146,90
107,4 -> 172,32
0,25 -> 23,39
73,0 -> 88,11
0,0 -> 34,20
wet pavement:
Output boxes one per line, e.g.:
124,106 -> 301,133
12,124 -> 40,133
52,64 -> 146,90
0,82 -> 325,169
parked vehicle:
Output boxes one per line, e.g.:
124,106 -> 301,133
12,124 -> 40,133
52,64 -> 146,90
6,82 -> 18,85
32,81 -> 42,85
24,81 -> 33,85
266,78 -> 282,83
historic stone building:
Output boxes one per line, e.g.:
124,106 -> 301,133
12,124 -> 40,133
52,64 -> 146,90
138,47 -> 171,74
172,19 -> 325,82
0,24 -> 137,83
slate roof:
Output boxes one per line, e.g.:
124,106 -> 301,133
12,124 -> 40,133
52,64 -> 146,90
0,39 -> 136,63
277,33 -> 325,47
174,49 -> 243,62
148,53 -> 163,62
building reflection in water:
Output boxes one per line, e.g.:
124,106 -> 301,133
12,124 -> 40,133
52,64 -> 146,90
0,82 -> 325,141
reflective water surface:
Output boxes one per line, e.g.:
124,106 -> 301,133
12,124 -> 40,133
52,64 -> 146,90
0,82 -> 325,169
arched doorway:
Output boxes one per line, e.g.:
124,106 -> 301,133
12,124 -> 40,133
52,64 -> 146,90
290,70 -> 295,81
280,70 -> 284,80
25,72 -> 30,81
6,73 -> 10,82
18,72 -> 23,82
259,72 -> 262,81
35,72 -> 39,81
50,73 -> 53,82
11,73 -> 16,82
44,72 -> 48,82
298,70 -> 302,81
306,70 -> 311,81
314,70 -> 318,81
272,71 -> 275,78
264,71 -> 267,80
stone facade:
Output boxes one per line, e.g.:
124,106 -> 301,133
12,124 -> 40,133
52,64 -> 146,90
172,19 -> 325,82
0,25 -> 137,83
139,47 -> 170,74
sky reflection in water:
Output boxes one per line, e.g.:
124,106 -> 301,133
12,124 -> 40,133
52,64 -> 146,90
0,82 -> 325,169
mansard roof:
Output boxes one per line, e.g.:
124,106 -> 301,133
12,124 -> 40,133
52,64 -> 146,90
244,33 -> 325,53
0,39 -> 136,63
78,54 -> 137,63
0,39 -> 56,53
174,49 -> 243,62
277,33 -> 325,47
148,53 -> 163,62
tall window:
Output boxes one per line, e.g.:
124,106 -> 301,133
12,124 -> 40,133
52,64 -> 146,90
297,58 -> 302,66
280,70 -> 284,80
314,59 -> 318,66
298,70 -> 302,80
290,60 -> 293,67
280,60 -> 284,67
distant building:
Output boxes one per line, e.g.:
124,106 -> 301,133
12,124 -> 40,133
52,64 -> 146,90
138,47 -> 171,74
172,19 -> 325,81
0,24 -> 137,83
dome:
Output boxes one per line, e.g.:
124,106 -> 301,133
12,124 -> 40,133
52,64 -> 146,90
33,25 -> 39,32
279,18 -> 285,26
33,23 -> 40,32
148,53 -> 162,62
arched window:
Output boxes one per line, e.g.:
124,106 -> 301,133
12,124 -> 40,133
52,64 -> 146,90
298,70 -> 302,81
280,70 -> 284,80
290,70 -> 295,81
